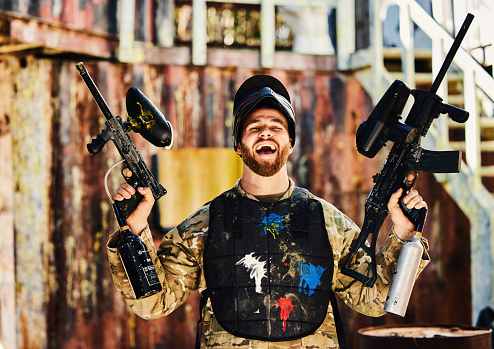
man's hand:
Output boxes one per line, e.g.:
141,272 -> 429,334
387,175 -> 427,241
113,171 -> 155,235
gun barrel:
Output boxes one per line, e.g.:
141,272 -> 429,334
75,62 -> 87,75
430,13 -> 474,94
75,62 -> 114,121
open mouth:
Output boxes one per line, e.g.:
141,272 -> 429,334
255,142 -> 277,155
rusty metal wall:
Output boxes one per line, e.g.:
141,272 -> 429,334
0,55 -> 471,349
0,0 -> 118,35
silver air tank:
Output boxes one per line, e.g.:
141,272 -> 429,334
384,208 -> 427,317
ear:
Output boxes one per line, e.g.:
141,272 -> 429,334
289,139 -> 293,154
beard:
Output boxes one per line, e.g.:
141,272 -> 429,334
238,139 -> 291,177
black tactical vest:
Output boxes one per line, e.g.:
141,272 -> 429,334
203,187 -> 334,342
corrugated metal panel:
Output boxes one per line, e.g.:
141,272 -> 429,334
11,56 -> 52,349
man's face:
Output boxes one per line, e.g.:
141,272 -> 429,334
237,107 -> 293,177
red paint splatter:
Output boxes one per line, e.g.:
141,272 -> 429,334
277,297 -> 296,332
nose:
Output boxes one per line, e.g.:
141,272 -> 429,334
259,125 -> 272,138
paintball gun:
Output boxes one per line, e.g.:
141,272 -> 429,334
76,62 -> 173,218
76,62 -> 173,298
341,13 -> 474,290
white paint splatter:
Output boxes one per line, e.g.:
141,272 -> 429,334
236,253 -> 267,293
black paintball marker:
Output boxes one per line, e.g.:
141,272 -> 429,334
341,14 -> 474,287
76,62 -> 173,218
77,62 -> 174,299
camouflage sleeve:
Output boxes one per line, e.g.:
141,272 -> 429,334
316,198 -> 430,317
106,205 -> 209,319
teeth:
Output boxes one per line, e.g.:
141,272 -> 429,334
256,143 -> 276,151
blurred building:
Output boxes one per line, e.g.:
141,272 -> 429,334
0,0 -> 493,348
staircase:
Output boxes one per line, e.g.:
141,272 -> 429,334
348,0 -> 494,323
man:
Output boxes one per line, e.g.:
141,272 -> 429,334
108,75 -> 429,348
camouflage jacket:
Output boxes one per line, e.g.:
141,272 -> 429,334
107,179 -> 430,348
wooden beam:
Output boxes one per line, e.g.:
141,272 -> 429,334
192,0 -> 207,65
0,12 -> 118,58
155,0 -> 175,48
118,0 -> 136,62
260,0 -> 275,68
336,0 -> 355,70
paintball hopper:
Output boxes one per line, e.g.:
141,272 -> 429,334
356,80 -> 414,158
356,79 -> 469,159
125,87 -> 173,149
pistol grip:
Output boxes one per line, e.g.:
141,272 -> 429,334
116,163 -> 146,219
399,188 -> 413,218
398,188 -> 427,228
115,190 -> 144,220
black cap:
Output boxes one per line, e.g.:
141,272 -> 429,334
232,75 -> 295,150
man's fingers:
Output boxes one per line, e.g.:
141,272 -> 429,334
402,189 -> 427,210
137,186 -> 151,195
113,185 -> 154,203
114,184 -> 135,200
388,188 -> 403,206
406,172 -> 416,182
405,196 -> 421,209
388,187 -> 428,211
137,186 -> 154,201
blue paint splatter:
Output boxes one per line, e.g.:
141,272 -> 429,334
261,213 -> 286,239
298,262 -> 326,296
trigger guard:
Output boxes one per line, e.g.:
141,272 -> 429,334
121,165 -> 131,180
404,170 -> 418,187
120,165 -> 139,189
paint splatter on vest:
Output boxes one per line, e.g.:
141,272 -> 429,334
204,187 -> 334,341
